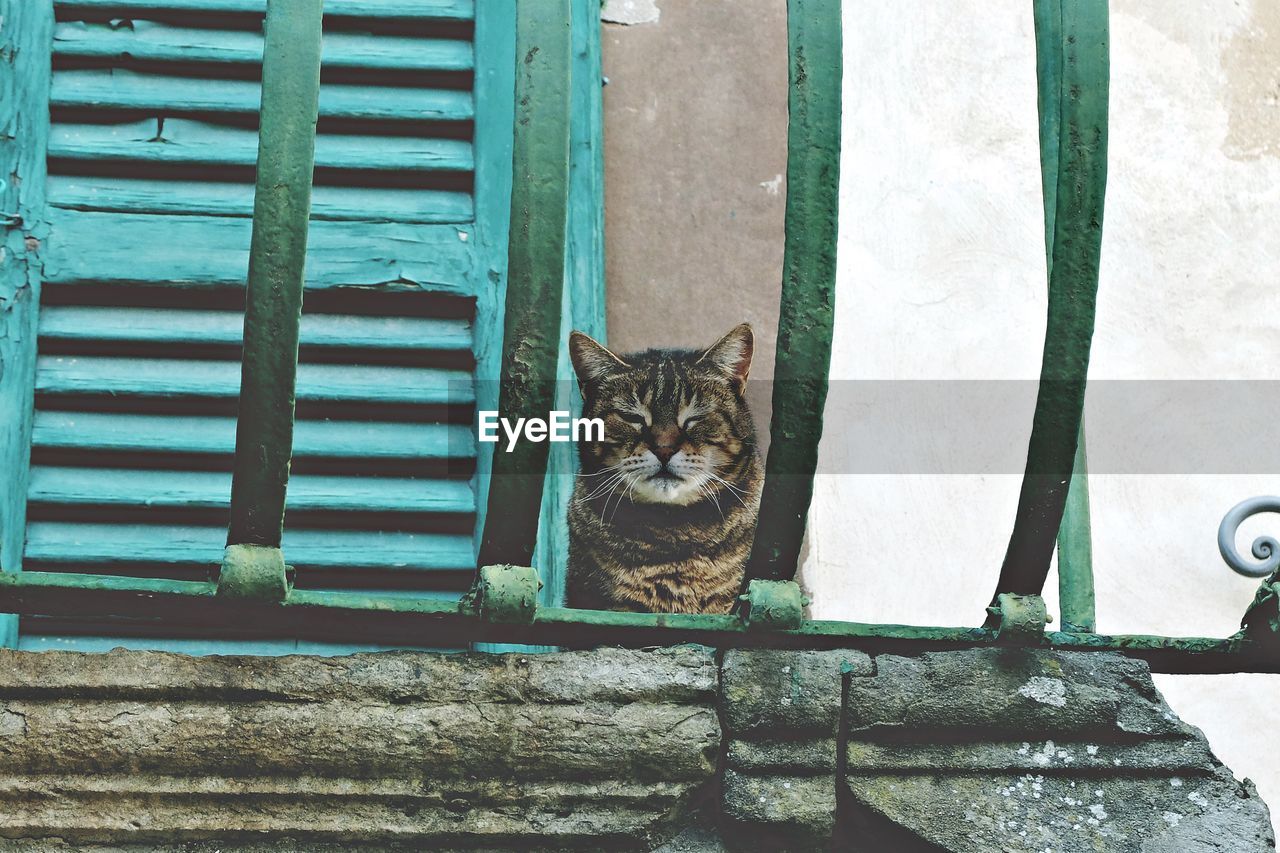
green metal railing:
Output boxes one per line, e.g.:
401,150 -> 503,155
1033,0 -> 1100,635
989,0 -> 1108,625
745,0 -> 841,583
1,0 -> 1277,674
477,0 -> 572,571
220,0 -> 324,602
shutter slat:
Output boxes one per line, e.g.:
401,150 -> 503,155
36,356 -> 474,405
44,210 -> 477,294
29,468 -> 474,515
54,24 -> 474,73
40,307 -> 473,353
53,0 -> 475,19
33,413 -> 476,461
26,523 -> 476,571
51,120 -> 474,172
48,176 -> 474,223
52,70 -> 474,122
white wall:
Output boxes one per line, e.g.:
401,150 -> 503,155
804,0 -> 1280,828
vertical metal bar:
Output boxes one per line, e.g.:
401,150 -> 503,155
468,0 -> 517,560
0,0 -> 54,647
990,0 -> 1108,615
745,0 -> 842,582
476,0 -> 573,570
1034,0 -> 1097,633
225,0 -> 323,552
534,0 -> 606,602
1057,440 -> 1096,630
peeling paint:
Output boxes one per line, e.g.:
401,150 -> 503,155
601,0 -> 660,26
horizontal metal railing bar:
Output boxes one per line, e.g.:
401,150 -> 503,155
0,572 -> 1271,674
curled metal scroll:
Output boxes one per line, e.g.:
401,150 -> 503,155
1218,497 -> 1280,578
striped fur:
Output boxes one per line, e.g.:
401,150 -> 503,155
567,325 -> 762,614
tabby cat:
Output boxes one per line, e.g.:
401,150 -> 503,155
566,324 -> 762,614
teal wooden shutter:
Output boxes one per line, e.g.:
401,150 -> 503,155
10,0 -> 519,651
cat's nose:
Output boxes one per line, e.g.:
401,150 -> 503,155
652,445 -> 677,465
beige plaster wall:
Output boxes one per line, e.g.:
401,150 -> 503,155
599,0 -> 787,447
599,0 -> 1280,836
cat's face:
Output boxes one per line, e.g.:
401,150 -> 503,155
569,325 -> 755,506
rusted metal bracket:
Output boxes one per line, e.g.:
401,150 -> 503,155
991,593 -> 1049,642
738,580 -> 807,630
465,565 -> 541,625
217,544 -> 290,603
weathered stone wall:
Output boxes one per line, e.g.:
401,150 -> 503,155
841,649 -> 1274,852
0,647 -> 720,850
0,645 -> 1271,852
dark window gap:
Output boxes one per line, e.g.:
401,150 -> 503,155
40,283 -> 477,319
35,396 -> 475,425
54,10 -> 474,41
29,449 -> 476,480
48,160 -> 475,194
53,56 -> 474,92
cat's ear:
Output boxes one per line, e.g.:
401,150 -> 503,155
698,323 -> 753,392
569,331 -> 629,386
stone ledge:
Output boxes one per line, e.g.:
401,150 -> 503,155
844,648 -> 1187,738
840,649 -> 1276,853
0,647 -> 720,849
0,645 -> 718,706
0,644 -> 1271,852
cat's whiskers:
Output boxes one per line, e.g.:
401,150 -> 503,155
576,460 -> 627,479
583,468 -> 631,501
696,480 -> 725,521
704,471 -> 750,508
608,477 -> 639,525
596,479 -> 617,524
593,460 -> 647,522
599,474 -> 632,524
